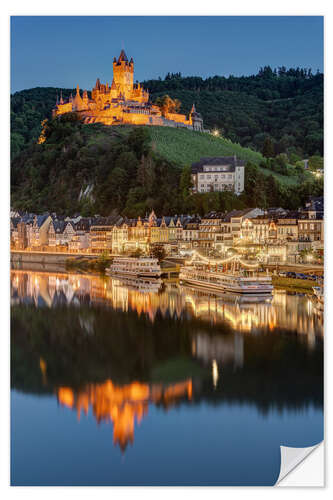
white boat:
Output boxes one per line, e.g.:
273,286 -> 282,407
179,255 -> 273,295
107,257 -> 162,278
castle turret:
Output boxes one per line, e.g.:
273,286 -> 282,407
82,89 -> 88,108
110,78 -> 118,99
113,49 -> 134,99
72,85 -> 85,111
189,103 -> 203,132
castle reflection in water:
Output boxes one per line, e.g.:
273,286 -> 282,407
57,379 -> 193,452
11,269 -> 323,452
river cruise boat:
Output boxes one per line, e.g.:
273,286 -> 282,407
107,257 -> 162,278
179,257 -> 273,295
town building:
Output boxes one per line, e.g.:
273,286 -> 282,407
191,156 -> 245,195
29,215 -> 52,249
52,50 -> 203,131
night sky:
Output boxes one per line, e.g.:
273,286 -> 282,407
10,16 -> 323,93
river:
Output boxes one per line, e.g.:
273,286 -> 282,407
10,268 -> 323,486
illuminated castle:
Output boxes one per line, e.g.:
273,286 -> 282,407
52,50 -> 203,131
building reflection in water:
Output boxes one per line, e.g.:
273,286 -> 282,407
57,379 -> 193,452
11,269 -> 323,348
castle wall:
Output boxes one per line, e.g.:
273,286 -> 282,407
165,112 -> 189,124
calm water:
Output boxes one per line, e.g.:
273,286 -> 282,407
10,268 -> 323,486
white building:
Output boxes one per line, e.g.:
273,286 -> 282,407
191,156 -> 245,195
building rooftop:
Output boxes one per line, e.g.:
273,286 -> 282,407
191,156 -> 246,173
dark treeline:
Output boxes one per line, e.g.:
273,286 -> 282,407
143,66 -> 323,157
145,66 -> 321,98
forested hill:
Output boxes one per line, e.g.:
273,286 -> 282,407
143,66 -> 323,158
11,66 -> 323,159
11,118 -> 323,217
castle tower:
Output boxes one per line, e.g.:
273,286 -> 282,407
82,90 -> 89,108
72,85 -> 85,111
189,103 -> 203,132
113,50 -> 134,100
110,78 -> 118,99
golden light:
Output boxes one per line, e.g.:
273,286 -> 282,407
212,360 -> 219,388
212,129 -> 220,137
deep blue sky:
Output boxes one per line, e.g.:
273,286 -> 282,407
11,16 -> 323,93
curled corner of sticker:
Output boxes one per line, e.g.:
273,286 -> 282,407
275,442 -> 323,485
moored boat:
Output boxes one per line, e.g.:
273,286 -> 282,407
107,257 -> 162,278
179,252 -> 273,295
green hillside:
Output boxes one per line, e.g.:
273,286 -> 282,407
11,118 -> 322,216
118,125 -> 301,187
149,126 -> 263,166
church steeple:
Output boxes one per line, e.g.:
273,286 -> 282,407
60,91 -> 64,105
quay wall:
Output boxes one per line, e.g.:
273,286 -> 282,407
10,251 -> 95,266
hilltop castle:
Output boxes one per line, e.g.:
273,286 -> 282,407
52,50 -> 203,131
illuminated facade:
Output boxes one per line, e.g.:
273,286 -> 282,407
191,157 -> 245,194
52,50 -> 203,131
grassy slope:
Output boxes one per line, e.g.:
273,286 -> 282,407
116,125 -> 301,187
149,126 -> 262,166
149,126 -> 302,186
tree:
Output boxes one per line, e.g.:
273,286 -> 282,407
155,95 -> 181,116
308,156 -> 323,171
150,244 -> 166,262
179,165 -> 192,200
262,137 -> 275,158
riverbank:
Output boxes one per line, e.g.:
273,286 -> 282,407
65,256 -> 112,273
272,275 -> 316,293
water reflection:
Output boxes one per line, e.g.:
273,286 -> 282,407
57,379 -> 192,452
10,269 -> 323,346
11,268 -> 323,476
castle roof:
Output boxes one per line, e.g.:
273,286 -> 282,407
117,49 -> 129,63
